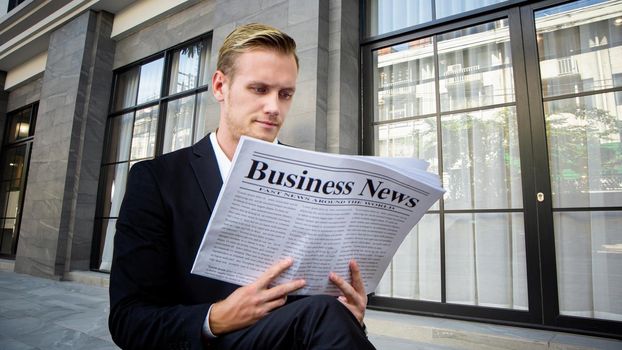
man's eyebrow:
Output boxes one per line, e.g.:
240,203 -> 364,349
247,81 -> 296,91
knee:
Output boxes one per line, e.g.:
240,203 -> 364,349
302,295 -> 351,318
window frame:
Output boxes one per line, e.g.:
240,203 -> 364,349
0,102 -> 38,258
90,33 -> 213,270
361,0 -> 622,340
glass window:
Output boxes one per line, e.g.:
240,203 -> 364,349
370,18 -> 525,308
435,0 -> 507,19
136,58 -> 165,105
95,35 -> 212,271
366,0 -> 432,37
163,96 -> 196,154
536,0 -> 622,97
544,93 -> 622,208
130,107 -> 159,161
442,107 -> 522,210
365,0 -> 509,37
169,38 -> 211,94
0,103 -> 37,257
376,214 -> 441,301
113,67 -> 139,112
374,38 -> 436,122
536,0 -> 622,323
438,20 -> 515,112
554,211 -> 622,321
445,213 -> 528,310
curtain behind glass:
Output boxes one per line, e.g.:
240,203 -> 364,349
435,0 -> 507,19
113,68 -> 139,112
366,0 -> 432,36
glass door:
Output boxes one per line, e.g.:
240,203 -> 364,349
363,9 -> 540,324
0,103 -> 36,257
522,0 -> 622,335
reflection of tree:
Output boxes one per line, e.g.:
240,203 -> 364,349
546,106 -> 622,194
442,107 -> 521,208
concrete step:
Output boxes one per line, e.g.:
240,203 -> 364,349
365,309 -> 621,350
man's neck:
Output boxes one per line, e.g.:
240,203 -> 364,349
214,129 -> 237,161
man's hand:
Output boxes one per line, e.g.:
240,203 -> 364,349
209,258 -> 305,335
329,259 -> 367,325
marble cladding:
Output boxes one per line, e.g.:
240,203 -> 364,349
15,11 -> 114,278
326,0 -> 359,155
6,77 -> 43,113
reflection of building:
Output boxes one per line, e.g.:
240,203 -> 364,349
366,0 -> 621,339
1,0 -> 620,341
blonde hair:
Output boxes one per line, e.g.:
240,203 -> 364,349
217,23 -> 299,78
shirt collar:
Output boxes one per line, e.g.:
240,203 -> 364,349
209,132 -> 279,182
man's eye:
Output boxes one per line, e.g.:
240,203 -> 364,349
280,91 -> 293,100
252,86 -> 267,93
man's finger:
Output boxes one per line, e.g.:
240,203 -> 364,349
263,279 -> 306,301
256,258 -> 293,288
349,259 -> 366,294
329,272 -> 359,302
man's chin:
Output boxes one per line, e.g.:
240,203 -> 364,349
247,131 -> 278,143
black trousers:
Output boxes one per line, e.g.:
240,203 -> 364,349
211,295 -> 376,349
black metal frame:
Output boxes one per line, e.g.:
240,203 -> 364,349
90,33 -> 212,270
361,0 -> 622,340
0,102 -> 38,259
7,0 -> 26,13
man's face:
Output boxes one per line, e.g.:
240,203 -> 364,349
213,49 -> 298,144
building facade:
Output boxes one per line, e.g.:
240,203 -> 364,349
0,0 -> 620,339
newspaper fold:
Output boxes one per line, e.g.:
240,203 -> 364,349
191,136 -> 445,295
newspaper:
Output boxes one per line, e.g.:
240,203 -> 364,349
191,136 -> 445,295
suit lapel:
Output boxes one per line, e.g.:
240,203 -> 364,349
190,134 -> 223,212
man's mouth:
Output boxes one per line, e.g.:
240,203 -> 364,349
255,120 -> 279,127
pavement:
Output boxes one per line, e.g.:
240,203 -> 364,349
0,268 -> 621,350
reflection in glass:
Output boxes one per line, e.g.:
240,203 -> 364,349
163,96 -> 196,154
170,43 -> 202,94
376,214 -> 441,301
7,108 -> 31,143
442,107 -> 522,210
130,107 -> 159,160
374,118 -> 438,173
445,213 -> 528,309
0,145 -> 26,257
105,113 -> 134,163
438,19 -> 515,112
0,218 -> 15,255
536,0 -> 622,97
365,0 -> 432,37
101,163 -> 129,218
545,92 -> 622,208
198,38 -> 212,86
555,211 -> 622,321
136,58 -> 164,105
113,67 -> 139,111
374,37 -> 435,122
99,219 -> 117,271
194,92 -> 210,143
435,0 -> 507,19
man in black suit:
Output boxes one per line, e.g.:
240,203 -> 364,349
109,23 -> 376,350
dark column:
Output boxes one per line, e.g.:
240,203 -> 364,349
0,71 -> 8,146
15,11 -> 115,279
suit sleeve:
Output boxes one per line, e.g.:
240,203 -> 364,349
108,161 -> 210,350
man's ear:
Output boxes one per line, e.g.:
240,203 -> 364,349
212,70 -> 227,102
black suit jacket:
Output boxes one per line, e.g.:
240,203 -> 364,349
109,134 -> 239,350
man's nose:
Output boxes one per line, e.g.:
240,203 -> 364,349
263,93 -> 280,117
